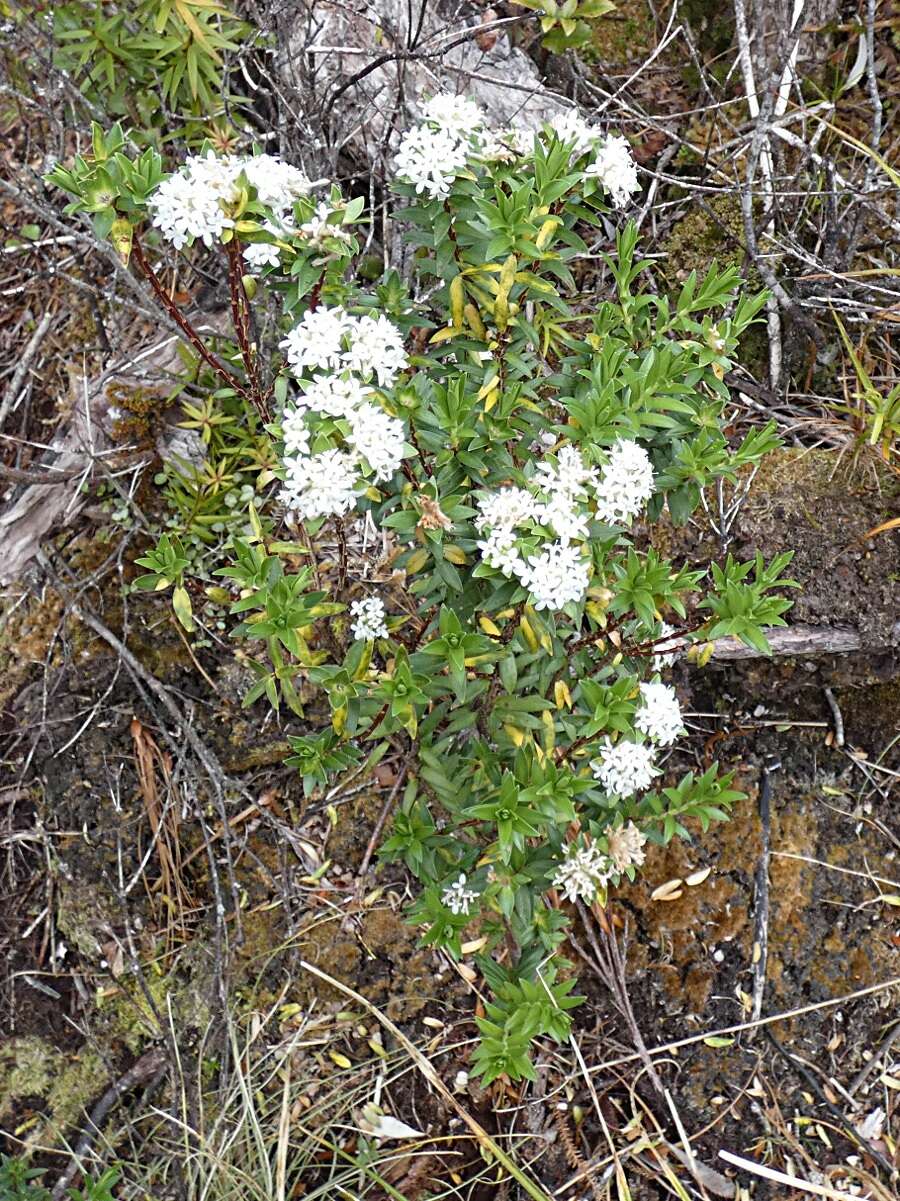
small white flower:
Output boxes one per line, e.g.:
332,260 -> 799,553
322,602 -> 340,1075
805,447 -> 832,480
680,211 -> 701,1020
346,314 -> 408,387
548,109 -> 600,160
281,406 -> 311,456
299,201 -> 353,247
281,448 -> 359,519
585,135 -> 640,207
606,822 -> 648,873
536,492 -> 590,544
476,486 -> 537,531
281,306 -> 353,375
533,444 -> 599,499
477,526 -> 527,576
592,739 -> 658,797
652,621 -> 681,672
441,873 -> 479,915
347,402 -> 406,481
394,123 -> 470,199
594,439 -> 654,525
243,239 -> 282,270
349,595 -> 389,640
420,93 -> 485,138
240,153 -> 310,215
634,682 -> 684,746
300,373 -> 372,418
552,843 -> 611,903
518,541 -> 592,611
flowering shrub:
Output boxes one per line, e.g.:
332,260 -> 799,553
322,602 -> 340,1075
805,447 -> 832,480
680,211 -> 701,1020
48,99 -> 796,1084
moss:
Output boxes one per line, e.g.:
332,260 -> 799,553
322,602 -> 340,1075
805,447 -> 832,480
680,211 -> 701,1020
0,589 -> 65,710
0,1038 -> 107,1151
92,942 -> 215,1053
584,0 -> 656,65
0,1037 -> 63,1109
107,382 -> 166,445
661,193 -> 747,288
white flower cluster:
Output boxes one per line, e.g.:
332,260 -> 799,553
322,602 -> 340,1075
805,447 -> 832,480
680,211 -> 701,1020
151,151 -> 309,250
394,97 -> 482,199
552,823 -> 649,902
441,873 -> 479,916
549,109 -> 601,159
281,447 -> 358,521
282,307 -> 407,388
634,681 -> 684,745
652,621 -> 681,672
279,306 -> 408,518
552,842 -> 611,903
349,595 -> 389,641
590,686 -> 683,797
520,542 -> 592,611
595,438 -> 655,525
548,114 -> 641,208
585,135 -> 641,207
592,738 -> 658,797
474,441 -> 654,610
298,201 -> 354,249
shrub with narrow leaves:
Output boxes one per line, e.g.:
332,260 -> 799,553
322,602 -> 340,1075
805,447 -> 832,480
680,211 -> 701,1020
48,99 -> 797,1083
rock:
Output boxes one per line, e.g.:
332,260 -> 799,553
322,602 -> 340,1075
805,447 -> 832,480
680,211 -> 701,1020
286,1 -> 567,172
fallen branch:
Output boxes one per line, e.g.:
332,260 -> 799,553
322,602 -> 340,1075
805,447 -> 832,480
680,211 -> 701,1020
709,622 -> 900,660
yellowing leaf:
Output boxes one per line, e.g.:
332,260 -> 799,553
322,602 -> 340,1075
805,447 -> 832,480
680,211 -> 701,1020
503,724 -> 526,747
541,709 -> 556,752
429,326 -> 459,345
110,217 -> 132,265
329,1050 -> 352,1069
405,548 -> 429,574
464,302 -> 486,340
535,217 -> 561,251
476,372 -> 499,401
554,680 -> 572,710
687,641 -> 715,667
461,936 -> 487,954
479,615 -> 501,636
444,544 -> 468,565
493,253 -> 517,332
519,615 -> 539,651
172,585 -> 194,632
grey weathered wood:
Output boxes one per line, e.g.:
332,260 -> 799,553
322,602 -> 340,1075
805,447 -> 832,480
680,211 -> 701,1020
709,622 -> 900,661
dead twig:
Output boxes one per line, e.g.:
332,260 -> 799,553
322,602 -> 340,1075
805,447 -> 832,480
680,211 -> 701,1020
751,757 -> 778,1023
51,1047 -> 166,1200
0,310 -> 54,432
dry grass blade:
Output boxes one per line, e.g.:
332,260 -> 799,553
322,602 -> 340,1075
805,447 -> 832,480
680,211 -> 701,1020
717,1150 -> 865,1201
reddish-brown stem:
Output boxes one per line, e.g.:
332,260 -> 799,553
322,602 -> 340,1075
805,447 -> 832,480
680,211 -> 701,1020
131,233 -> 255,406
225,238 -> 271,421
